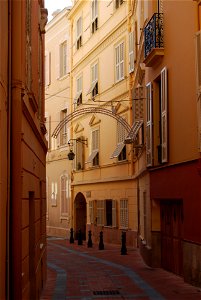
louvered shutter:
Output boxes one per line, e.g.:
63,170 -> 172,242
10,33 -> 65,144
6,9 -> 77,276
112,200 -> 117,227
161,67 -> 168,163
129,32 -> 134,73
196,31 -> 201,150
146,82 -> 153,167
55,45 -> 60,79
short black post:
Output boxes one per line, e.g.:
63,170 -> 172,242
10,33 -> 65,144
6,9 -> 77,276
69,228 -> 74,244
78,228 -> 83,245
99,231 -> 104,250
121,231 -> 127,255
87,230 -> 93,248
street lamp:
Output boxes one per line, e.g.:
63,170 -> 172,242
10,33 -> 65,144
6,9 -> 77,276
67,138 -> 88,161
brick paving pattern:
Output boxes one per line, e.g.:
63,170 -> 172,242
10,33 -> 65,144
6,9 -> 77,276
40,237 -> 201,300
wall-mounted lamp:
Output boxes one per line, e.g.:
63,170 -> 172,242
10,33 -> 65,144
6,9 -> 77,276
67,138 -> 88,161
67,138 -> 88,147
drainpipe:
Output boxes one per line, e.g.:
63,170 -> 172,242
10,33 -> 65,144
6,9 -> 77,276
7,0 -> 12,298
127,0 -> 135,177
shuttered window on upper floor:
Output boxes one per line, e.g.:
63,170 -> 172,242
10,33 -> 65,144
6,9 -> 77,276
115,42 -> 124,82
129,31 -> 134,73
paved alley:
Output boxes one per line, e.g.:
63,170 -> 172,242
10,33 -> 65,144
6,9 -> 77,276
40,237 -> 201,300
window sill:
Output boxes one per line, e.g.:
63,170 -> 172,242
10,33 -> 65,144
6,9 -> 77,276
57,74 -> 69,81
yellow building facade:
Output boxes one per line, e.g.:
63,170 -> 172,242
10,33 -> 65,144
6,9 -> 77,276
65,0 -> 139,245
45,7 -> 72,238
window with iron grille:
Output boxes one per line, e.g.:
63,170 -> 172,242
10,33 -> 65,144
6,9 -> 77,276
76,17 -> 82,50
120,199 -> 128,228
115,42 -> 124,82
92,0 -> 98,33
60,41 -> 67,77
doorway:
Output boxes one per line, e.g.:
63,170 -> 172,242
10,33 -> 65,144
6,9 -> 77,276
161,200 -> 183,276
74,193 -> 86,240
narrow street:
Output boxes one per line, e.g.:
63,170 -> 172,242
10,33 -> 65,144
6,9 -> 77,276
40,237 -> 201,300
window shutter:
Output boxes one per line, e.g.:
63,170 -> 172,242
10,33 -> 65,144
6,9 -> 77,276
196,31 -> 201,150
115,42 -> 124,82
146,82 -> 153,167
112,200 -> 117,227
55,45 -> 60,79
97,200 -> 105,226
56,112 -> 61,147
120,43 -> 124,79
76,137 -> 84,170
195,31 -> 201,94
161,67 -> 168,163
129,31 -> 134,73
92,129 -> 99,150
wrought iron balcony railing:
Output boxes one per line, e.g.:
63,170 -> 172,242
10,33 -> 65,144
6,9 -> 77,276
144,13 -> 164,58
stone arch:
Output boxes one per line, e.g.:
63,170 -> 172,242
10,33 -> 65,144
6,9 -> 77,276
74,192 -> 87,240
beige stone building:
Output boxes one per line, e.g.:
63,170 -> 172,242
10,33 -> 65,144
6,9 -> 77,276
45,7 -> 72,238
52,0 -> 140,245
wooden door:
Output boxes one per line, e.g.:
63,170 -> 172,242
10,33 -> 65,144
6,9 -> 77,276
161,200 -> 183,275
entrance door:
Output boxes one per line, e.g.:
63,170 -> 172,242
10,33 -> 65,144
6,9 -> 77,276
74,193 -> 86,240
161,200 -> 183,275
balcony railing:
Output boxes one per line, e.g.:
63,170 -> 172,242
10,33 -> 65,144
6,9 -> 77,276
144,13 -> 164,58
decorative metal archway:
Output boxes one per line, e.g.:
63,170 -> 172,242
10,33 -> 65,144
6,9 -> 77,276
52,106 -> 132,138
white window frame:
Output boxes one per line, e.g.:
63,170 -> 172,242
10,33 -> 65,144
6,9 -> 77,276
115,42 -> 124,82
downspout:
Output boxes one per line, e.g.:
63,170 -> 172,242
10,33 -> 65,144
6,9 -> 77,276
127,0 -> 135,177
7,0 -> 12,298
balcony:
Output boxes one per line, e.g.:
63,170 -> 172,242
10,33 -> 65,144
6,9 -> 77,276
144,13 -> 164,67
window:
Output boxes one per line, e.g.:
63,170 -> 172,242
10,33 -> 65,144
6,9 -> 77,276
60,41 -> 67,77
120,199 -> 128,228
86,128 -> 99,166
45,112 -> 51,150
115,42 -> 124,82
110,117 -> 127,161
60,109 -> 67,146
129,32 -> 134,73
86,63 -> 98,98
89,200 -> 94,223
91,0 -> 98,33
146,67 -> 168,166
75,137 -> 84,170
51,182 -> 57,206
76,17 -> 82,50
96,199 -> 116,227
61,175 -> 68,216
45,51 -> 51,86
74,76 -> 82,107
115,0 -> 124,9
97,200 -> 104,226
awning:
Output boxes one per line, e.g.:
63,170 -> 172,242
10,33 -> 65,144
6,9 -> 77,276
86,80 -> 98,96
124,120 -> 143,144
110,142 -> 125,159
86,149 -> 99,163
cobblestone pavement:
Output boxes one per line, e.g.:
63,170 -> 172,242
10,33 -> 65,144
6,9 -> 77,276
40,237 -> 201,300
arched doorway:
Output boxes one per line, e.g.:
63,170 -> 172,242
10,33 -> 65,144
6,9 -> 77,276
74,192 -> 86,240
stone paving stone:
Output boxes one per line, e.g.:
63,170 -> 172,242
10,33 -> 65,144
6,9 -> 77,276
40,238 -> 201,300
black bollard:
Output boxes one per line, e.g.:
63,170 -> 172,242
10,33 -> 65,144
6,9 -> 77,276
121,231 -> 127,255
69,228 -> 74,244
78,228 -> 83,245
99,231 -> 104,250
87,230 -> 93,248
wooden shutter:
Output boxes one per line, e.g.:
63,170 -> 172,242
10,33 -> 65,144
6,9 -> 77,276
196,31 -> 201,150
146,82 -> 153,167
129,31 -> 134,73
112,200 -> 117,227
161,67 -> 168,163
